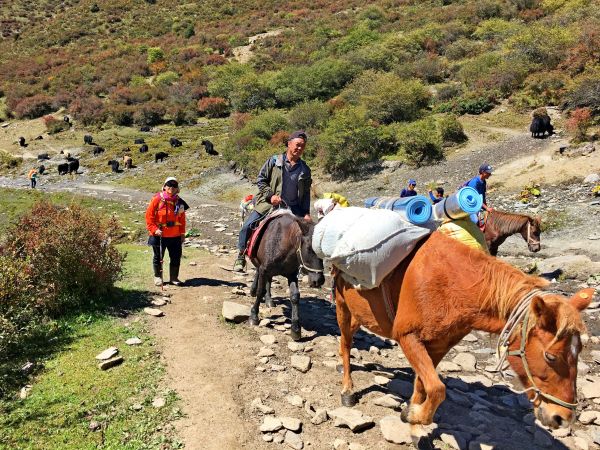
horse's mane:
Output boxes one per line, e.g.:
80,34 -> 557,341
488,210 -> 536,234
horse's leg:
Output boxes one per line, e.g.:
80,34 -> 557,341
265,278 -> 275,308
249,271 -> 258,297
337,296 -> 361,406
249,269 -> 266,326
403,347 -> 449,414
396,333 -> 446,425
288,276 -> 301,341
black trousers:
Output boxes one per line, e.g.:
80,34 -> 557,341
149,236 -> 182,277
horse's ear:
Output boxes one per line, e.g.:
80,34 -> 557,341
531,295 -> 557,330
296,218 -> 312,236
570,288 -> 594,311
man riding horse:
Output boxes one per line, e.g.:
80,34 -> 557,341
233,130 -> 312,272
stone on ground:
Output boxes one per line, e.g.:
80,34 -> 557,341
310,408 -> 328,425
288,341 -> 305,352
95,347 -> 118,360
281,416 -> 302,432
581,378 -> 600,399
222,301 -> 250,322
258,347 -> 275,357
373,375 -> 390,385
152,397 -> 166,408
441,432 -> 467,450
260,334 -> 277,345
579,410 -> 600,425
284,430 -> 304,450
260,416 -> 282,432
251,397 -> 275,414
372,394 -> 402,409
98,356 -> 124,370
453,353 -> 477,371
290,355 -> 311,373
286,395 -> 304,407
379,415 -> 412,444
125,337 -> 142,346
151,298 -> 167,306
438,361 -> 462,372
328,407 -> 374,432
144,307 -> 164,317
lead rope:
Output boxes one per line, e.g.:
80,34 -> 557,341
296,246 -> 324,274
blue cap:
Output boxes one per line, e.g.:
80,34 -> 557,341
479,164 -> 493,174
408,179 -> 417,186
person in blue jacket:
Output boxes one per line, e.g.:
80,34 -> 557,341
464,163 -> 493,211
428,187 -> 444,204
400,179 -> 417,198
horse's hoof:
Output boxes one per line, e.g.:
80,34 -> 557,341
412,433 -> 435,450
341,393 -> 357,407
400,406 -> 410,423
265,298 -> 275,308
290,328 -> 301,341
248,316 -> 259,326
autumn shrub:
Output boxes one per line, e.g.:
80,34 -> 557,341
565,107 -> 592,141
197,97 -> 229,118
3,201 -> 124,315
393,118 -> 444,167
154,70 -> 179,86
435,114 -> 468,145
43,115 -> 71,134
170,106 -> 197,125
229,72 -> 275,112
69,95 -> 106,126
444,38 -> 482,61
133,101 -> 166,126
436,83 -> 464,102
563,76 -> 600,115
505,25 -> 575,68
106,104 -> 135,126
0,150 -> 22,170
288,100 -> 331,132
13,94 -> 54,119
147,47 -> 164,64
511,71 -> 568,109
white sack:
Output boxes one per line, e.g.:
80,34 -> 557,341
313,207 -> 431,289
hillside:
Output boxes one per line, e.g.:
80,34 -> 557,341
1,0 -> 599,178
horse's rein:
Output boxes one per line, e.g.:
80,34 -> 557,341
296,246 -> 323,274
496,289 -> 578,411
525,221 -> 540,246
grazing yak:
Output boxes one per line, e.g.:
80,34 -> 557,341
37,153 -> 50,161
34,135 -> 43,140
140,126 -> 151,132
63,116 -> 70,123
38,165 -> 45,175
68,159 -> 79,174
169,137 -> 182,148
93,146 -> 105,156
107,160 -> 120,172
84,134 -> 94,145
123,155 -> 133,169
530,108 -> 554,138
155,151 -> 169,163
123,147 -> 131,152
201,140 -> 219,156
57,163 -> 69,175
139,144 -> 149,153
134,138 -> 145,145
66,156 -> 76,162
18,136 -> 26,147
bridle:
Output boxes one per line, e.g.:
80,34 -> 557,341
496,289 -> 578,411
524,220 -> 540,248
296,246 -> 323,274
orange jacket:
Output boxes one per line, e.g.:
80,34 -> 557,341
145,192 -> 186,238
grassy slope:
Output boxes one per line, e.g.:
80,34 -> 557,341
0,243 -> 205,450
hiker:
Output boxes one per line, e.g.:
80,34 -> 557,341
233,130 -> 312,272
464,163 -> 493,211
400,179 -> 417,197
428,187 -> 444,204
27,168 -> 38,188
145,177 -> 187,287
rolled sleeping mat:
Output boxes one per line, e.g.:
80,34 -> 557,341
364,195 -> 432,225
432,187 -> 483,221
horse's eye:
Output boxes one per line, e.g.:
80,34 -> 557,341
544,352 -> 557,363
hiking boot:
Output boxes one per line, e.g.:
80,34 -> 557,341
170,279 -> 184,286
233,255 -> 246,272
154,277 -> 163,286
169,266 -> 184,286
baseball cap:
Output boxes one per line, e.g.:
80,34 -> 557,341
163,176 -> 178,188
287,130 -> 308,142
479,164 -> 493,174
408,179 -> 417,186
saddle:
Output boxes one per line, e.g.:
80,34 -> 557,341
245,209 -> 294,260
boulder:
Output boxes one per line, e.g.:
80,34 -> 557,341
281,417 -> 302,432
328,407 -> 374,432
584,173 -> 600,184
379,415 -> 412,444
222,301 -> 250,323
95,347 -> 118,360
284,430 -> 303,450
260,416 -> 282,432
290,355 -> 311,373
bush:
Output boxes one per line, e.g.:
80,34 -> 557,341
3,201 -> 124,315
511,71 -> 568,108
198,97 -> 229,118
436,114 -> 468,145
436,83 -> 464,102
505,25 -> 575,68
229,72 -> 275,112
133,101 -> 166,126
435,91 -> 497,115
13,95 -> 53,119
207,63 -> 253,100
563,75 -> 600,115
171,106 -> 197,126
565,107 -> 592,140
154,71 -> 179,86
318,107 -> 389,176
473,18 -> 524,41
147,47 -> 164,64
106,104 -> 135,126
288,100 -> 331,131
0,150 -> 22,170
43,115 -> 71,134
69,96 -> 106,126
393,118 -> 444,167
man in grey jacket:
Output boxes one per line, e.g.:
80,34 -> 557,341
233,130 -> 312,272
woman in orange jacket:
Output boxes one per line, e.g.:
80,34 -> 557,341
145,177 -> 187,286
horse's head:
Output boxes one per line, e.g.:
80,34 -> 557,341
297,220 -> 325,288
508,288 -> 593,428
521,216 -> 541,253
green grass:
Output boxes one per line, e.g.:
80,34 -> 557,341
0,243 -> 190,450
0,188 -> 146,241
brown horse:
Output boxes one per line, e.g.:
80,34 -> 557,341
484,209 -> 541,256
334,232 -> 592,435
248,213 -> 325,340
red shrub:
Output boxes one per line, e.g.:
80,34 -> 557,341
231,112 -> 251,132
13,94 -> 53,119
197,97 -> 229,118
566,107 -> 592,140
269,130 -> 289,146
69,95 -> 106,126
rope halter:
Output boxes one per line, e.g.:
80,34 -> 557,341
296,246 -> 323,274
526,221 -> 540,247
496,289 -> 578,411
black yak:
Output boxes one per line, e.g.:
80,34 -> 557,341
108,160 -> 120,172
201,140 -> 218,156
134,138 -> 145,144
93,146 -> 105,156
169,137 -> 182,148
57,163 -> 69,175
37,153 -> 50,161
18,136 -> 26,147
140,126 -> 151,132
530,108 -> 554,138
68,159 -> 79,174
84,134 -> 93,145
38,165 -> 45,174
155,151 -> 169,163
139,144 -> 149,153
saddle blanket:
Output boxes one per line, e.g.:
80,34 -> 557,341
245,209 -> 294,259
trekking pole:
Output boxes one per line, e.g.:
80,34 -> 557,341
159,233 -> 164,292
